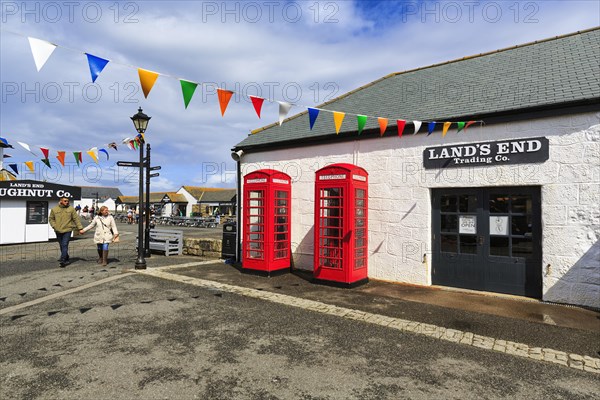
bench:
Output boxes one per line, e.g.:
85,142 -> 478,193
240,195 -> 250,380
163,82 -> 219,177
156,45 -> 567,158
148,229 -> 183,256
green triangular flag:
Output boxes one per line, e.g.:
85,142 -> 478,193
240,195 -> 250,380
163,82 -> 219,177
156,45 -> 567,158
180,80 -> 198,109
73,152 -> 81,166
357,115 -> 367,135
41,158 -> 51,168
457,122 -> 466,133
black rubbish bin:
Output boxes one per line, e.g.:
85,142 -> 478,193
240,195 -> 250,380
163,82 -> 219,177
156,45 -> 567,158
221,221 -> 236,259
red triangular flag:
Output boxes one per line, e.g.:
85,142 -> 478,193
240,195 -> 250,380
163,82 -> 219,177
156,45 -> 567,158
464,121 -> 477,132
40,147 -> 49,159
217,89 -> 234,116
396,120 -> 406,137
249,96 -> 264,118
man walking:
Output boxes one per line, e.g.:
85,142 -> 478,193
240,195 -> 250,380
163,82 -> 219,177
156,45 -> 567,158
49,197 -> 83,267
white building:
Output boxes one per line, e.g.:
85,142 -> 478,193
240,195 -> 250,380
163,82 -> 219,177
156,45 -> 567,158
233,29 -> 600,308
76,186 -> 124,212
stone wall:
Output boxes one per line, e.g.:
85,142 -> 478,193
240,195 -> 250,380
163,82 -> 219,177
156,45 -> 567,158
183,238 -> 222,259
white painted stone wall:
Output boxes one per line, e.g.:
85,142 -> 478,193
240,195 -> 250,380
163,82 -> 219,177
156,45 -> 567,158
240,111 -> 600,308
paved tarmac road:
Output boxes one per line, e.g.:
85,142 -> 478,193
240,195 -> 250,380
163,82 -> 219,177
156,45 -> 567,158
0,227 -> 599,399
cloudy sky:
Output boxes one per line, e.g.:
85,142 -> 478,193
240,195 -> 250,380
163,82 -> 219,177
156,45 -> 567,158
1,0 -> 598,195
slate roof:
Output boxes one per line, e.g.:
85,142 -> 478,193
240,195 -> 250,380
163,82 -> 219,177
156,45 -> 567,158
197,189 -> 237,203
181,186 -> 236,201
236,28 -> 600,150
80,186 -> 123,200
116,192 -> 187,204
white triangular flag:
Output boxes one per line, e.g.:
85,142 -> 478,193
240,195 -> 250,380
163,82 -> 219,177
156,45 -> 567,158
413,120 -> 422,135
28,37 -> 57,72
278,101 -> 292,126
17,141 -> 37,156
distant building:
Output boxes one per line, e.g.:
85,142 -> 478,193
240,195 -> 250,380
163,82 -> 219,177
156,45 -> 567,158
177,186 -> 236,216
76,186 -> 124,212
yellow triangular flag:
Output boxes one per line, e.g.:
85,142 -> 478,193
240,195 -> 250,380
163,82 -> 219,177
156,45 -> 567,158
25,161 -> 35,172
138,68 -> 159,98
87,149 -> 99,164
442,122 -> 452,137
333,111 -> 345,134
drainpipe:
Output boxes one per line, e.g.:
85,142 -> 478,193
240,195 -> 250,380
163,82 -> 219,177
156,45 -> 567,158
231,149 -> 244,263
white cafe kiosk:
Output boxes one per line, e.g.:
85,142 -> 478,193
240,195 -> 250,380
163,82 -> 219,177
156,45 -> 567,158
0,180 -> 82,244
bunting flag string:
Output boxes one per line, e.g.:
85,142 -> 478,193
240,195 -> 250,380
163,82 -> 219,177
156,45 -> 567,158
442,122 -> 452,137
56,151 -> 65,166
99,149 -> 110,160
3,29 -> 485,136
25,161 -> 34,172
8,164 -> 19,175
357,115 -> 367,135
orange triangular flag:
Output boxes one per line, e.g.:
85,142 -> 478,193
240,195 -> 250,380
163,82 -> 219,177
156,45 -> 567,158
137,68 -> 159,98
378,118 -> 388,136
217,89 -> 234,116
56,151 -> 65,166
442,122 -> 452,137
333,112 -> 345,134
25,161 -> 34,172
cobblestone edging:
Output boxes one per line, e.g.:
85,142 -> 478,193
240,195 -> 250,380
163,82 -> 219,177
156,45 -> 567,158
136,266 -> 600,374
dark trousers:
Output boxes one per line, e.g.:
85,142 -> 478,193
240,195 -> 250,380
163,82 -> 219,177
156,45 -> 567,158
56,231 -> 72,262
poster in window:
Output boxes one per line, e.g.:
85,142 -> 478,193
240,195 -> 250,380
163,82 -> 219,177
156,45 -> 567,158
490,216 -> 509,236
459,215 -> 476,234
26,201 -> 48,224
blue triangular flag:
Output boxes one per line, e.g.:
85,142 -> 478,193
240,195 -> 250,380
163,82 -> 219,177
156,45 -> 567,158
308,108 -> 320,130
85,53 -> 109,83
428,121 -> 436,136
99,148 -> 109,160
8,163 -> 18,175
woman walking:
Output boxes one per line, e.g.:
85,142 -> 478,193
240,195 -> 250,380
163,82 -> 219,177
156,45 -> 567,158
80,206 -> 119,266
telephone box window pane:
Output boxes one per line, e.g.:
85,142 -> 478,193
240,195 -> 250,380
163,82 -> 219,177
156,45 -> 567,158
459,195 -> 478,213
275,207 -> 288,215
249,199 -> 263,207
356,189 -> 365,199
249,233 -> 263,241
323,188 -> 341,197
441,195 -> 457,212
355,229 -> 365,238
249,208 -> 263,216
512,237 -> 533,258
275,224 -> 287,232
275,233 -> 287,241
355,238 -> 365,248
356,218 -> 365,227
356,208 -> 365,217
441,215 -> 458,232
275,190 -> 288,199
356,198 -> 365,207
490,237 -> 510,257
249,191 -> 262,198
459,235 -> 477,254
276,199 -> 288,207
249,251 -> 263,259
441,234 -> 457,253
249,242 -> 262,250
355,258 -> 365,269
355,248 -> 365,258
249,216 -> 263,224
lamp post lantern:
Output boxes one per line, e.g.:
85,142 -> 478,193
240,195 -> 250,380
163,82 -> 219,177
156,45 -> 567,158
131,107 -> 150,269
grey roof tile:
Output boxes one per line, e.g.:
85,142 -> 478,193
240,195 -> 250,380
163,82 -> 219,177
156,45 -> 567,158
237,28 -> 599,150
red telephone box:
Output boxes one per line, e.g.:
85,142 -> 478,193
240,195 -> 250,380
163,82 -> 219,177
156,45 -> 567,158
242,169 -> 291,275
314,163 -> 368,287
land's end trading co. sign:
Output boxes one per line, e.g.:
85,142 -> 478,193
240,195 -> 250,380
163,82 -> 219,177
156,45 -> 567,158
0,180 -> 82,200
423,137 -> 549,169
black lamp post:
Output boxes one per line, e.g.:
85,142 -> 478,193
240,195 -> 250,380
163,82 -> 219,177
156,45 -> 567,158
131,107 -> 151,269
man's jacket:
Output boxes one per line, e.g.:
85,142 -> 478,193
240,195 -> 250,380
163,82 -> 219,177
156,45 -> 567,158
49,205 -> 83,233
